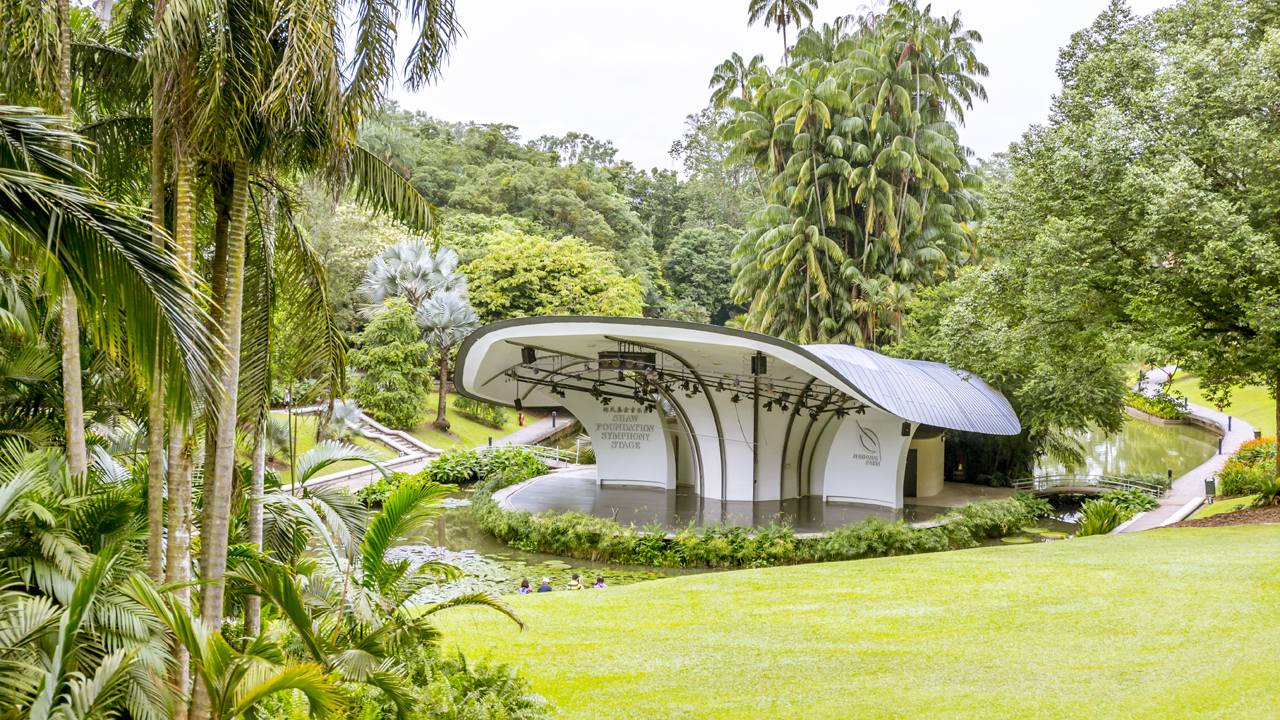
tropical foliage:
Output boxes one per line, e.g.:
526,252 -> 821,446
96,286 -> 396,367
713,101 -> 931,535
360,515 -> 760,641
349,299 -> 435,430
723,3 -> 988,344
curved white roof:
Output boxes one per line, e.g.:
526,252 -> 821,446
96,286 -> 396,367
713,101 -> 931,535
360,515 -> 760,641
455,316 -> 1021,436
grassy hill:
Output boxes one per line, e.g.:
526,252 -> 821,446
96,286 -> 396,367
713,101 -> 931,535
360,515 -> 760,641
1167,375 -> 1275,436
438,526 -> 1280,719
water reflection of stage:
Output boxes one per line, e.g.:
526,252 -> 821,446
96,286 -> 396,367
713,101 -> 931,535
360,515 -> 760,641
498,467 -> 962,534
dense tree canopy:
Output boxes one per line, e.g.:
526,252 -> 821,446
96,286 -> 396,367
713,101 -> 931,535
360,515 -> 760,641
663,227 -> 739,324
723,3 -> 988,345
465,231 -> 645,322
979,0 -> 1280,474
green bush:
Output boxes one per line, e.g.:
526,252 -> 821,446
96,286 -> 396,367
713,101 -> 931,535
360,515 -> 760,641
1125,390 -> 1188,420
428,448 -> 483,485
1095,488 -> 1159,515
1077,499 -> 1127,536
349,298 -> 434,429
453,396 -> 508,429
1115,471 -> 1173,493
480,446 -> 547,485
468,478 -> 1051,569
575,434 -> 596,464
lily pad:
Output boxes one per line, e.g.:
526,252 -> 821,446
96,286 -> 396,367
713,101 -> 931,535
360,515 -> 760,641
1001,536 -> 1033,544
1039,531 -> 1069,540
1021,527 -> 1048,534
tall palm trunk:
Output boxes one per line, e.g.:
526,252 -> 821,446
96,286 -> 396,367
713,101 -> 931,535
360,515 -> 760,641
434,348 -> 450,431
56,0 -> 88,478
167,139 -> 194,720
244,417 -> 266,636
201,157 -> 250,629
146,11 -> 171,577
202,174 -> 230,485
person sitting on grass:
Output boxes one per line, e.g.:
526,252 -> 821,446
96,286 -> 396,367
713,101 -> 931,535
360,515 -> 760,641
537,577 -> 552,593
594,575 -> 608,589
566,573 -> 584,590
517,579 -> 532,595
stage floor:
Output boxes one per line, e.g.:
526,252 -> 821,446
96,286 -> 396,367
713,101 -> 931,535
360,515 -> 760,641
498,467 -> 1014,534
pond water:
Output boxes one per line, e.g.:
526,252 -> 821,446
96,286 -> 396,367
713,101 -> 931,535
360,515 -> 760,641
392,415 -> 1215,597
396,495 -> 719,601
1035,416 -> 1219,478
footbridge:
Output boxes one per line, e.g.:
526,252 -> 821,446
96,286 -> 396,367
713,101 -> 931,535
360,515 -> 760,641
1009,474 -> 1166,498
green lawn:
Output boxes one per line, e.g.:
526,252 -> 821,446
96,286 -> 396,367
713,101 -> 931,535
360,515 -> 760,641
267,413 -> 398,482
1168,375 -> 1275,436
1191,495 -> 1258,519
438,527 -> 1280,719
405,391 -> 521,450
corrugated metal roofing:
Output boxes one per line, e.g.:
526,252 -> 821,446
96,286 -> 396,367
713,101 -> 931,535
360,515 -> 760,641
803,344 -> 1021,436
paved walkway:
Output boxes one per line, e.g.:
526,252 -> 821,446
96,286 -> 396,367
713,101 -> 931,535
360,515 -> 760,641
482,412 -> 578,448
1119,370 -> 1255,532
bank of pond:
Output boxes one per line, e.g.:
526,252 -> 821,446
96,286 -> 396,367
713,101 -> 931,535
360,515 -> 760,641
378,413 -> 1217,596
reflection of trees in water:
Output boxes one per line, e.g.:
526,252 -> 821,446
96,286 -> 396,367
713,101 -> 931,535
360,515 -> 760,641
1042,419 -> 1216,476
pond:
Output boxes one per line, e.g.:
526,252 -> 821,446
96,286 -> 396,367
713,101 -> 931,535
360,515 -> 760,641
1035,416 -> 1219,478
395,496 -> 719,602
391,416 -> 1216,598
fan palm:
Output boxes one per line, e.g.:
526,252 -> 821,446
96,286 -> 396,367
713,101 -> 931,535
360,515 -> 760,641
327,399 -> 364,440
748,0 -> 820,61
417,291 -> 478,431
361,242 -> 468,312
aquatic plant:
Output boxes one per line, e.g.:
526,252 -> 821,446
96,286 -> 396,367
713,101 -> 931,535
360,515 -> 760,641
1076,499 -> 1127,536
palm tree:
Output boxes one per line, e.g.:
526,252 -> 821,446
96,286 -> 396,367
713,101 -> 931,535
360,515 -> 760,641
708,52 -> 767,109
361,242 -> 468,312
748,0 -> 820,61
140,0 -> 460,654
417,291 -> 478,431
236,479 -> 520,717
125,578 -> 342,720
0,107 -> 214,423
327,399 -> 365,440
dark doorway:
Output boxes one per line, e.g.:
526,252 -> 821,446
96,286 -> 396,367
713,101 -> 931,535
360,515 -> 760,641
904,449 -> 918,498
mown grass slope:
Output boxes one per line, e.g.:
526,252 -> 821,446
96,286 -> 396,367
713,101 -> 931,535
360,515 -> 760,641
438,526 -> 1280,720
1168,375 -> 1275,436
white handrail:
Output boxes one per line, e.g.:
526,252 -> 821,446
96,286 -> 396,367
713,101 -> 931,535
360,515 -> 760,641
1008,474 -> 1166,497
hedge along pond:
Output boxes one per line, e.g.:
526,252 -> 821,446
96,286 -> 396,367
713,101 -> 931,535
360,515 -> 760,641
377,446 -> 1081,598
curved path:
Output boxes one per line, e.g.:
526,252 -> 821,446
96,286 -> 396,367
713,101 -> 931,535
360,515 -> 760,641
1119,374 -> 1256,532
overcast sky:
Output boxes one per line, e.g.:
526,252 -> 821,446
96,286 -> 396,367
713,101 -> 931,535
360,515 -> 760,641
392,0 -> 1172,170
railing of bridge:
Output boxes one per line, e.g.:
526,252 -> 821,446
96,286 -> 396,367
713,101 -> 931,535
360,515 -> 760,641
471,444 -> 580,465
1008,474 -> 1167,498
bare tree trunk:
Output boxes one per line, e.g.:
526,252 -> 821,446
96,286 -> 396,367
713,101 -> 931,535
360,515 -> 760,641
200,157 -> 250,632
434,348 -> 451,430
244,416 -> 265,636
1275,371 -> 1279,481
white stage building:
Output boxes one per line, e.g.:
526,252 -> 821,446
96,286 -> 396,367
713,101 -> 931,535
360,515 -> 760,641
455,317 -> 1020,510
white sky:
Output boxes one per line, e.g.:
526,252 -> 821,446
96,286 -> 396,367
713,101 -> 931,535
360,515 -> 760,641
392,0 -> 1172,170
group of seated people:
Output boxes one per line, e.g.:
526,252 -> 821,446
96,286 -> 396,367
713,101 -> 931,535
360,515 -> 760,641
517,573 -> 606,593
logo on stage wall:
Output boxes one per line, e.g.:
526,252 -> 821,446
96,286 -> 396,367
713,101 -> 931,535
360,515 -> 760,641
852,422 -> 881,466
